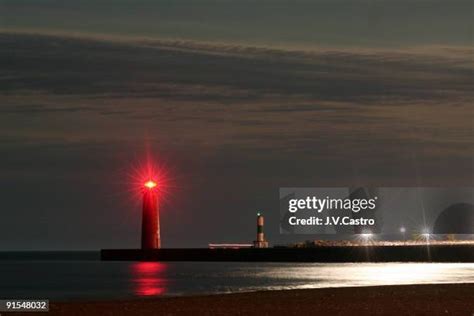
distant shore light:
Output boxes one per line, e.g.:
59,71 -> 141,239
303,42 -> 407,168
422,228 -> 431,238
361,233 -> 373,240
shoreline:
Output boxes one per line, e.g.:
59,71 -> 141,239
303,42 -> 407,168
43,283 -> 474,316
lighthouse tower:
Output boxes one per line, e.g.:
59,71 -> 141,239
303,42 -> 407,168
141,180 -> 160,249
253,213 -> 269,248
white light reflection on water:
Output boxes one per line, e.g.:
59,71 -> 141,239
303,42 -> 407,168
251,263 -> 474,291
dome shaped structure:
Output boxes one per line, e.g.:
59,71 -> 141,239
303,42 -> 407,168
433,203 -> 474,234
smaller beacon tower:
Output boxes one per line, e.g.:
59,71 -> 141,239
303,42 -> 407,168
141,180 -> 160,249
253,212 -> 269,248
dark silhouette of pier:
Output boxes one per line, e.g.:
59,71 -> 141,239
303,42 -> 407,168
101,244 -> 474,262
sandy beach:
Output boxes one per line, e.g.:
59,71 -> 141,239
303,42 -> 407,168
42,284 -> 474,316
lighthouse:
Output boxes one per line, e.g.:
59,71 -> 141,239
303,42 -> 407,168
253,212 -> 269,248
141,180 -> 160,249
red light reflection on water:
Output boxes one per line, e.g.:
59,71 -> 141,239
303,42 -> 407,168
131,262 -> 167,296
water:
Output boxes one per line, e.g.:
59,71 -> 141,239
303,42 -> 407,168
0,253 -> 473,301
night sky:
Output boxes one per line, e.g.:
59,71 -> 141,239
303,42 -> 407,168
0,0 -> 473,249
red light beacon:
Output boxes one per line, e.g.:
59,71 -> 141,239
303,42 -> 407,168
141,179 -> 160,249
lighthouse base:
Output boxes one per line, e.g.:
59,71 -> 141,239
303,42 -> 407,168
253,240 -> 269,248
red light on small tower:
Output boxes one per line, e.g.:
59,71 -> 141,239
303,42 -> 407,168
129,156 -> 171,250
142,179 -> 160,249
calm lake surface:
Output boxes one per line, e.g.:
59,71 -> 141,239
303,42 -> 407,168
0,252 -> 473,301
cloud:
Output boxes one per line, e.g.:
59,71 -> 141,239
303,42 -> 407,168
0,104 -> 94,114
1,32 -> 472,108
0,31 -> 472,188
